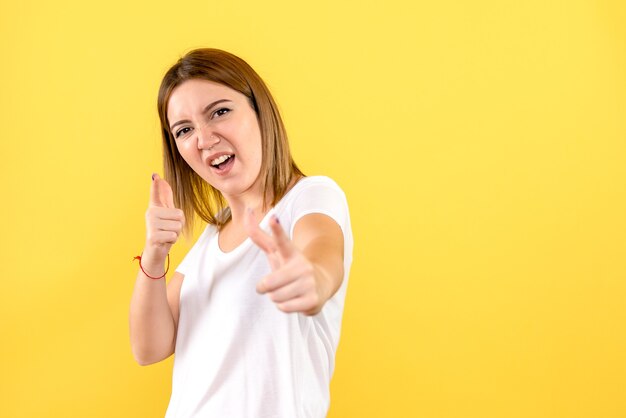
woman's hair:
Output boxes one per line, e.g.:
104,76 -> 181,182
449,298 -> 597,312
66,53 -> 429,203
157,48 -> 303,235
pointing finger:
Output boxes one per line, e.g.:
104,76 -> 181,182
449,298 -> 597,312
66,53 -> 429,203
245,208 -> 276,254
149,173 -> 162,207
269,215 -> 296,259
150,173 -> 175,208
157,177 -> 175,209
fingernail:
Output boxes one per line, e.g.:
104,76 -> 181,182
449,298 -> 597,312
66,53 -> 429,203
273,215 -> 280,224
151,173 -> 156,181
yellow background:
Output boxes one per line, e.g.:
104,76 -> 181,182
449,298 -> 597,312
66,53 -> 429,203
1,0 -> 625,417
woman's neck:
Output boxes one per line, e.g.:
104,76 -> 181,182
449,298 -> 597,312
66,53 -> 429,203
222,175 -> 301,228
228,196 -> 269,227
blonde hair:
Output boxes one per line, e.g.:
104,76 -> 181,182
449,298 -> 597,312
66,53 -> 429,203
157,48 -> 303,235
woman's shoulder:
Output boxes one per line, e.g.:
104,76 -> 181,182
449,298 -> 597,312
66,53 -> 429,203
278,175 -> 348,211
290,175 -> 345,195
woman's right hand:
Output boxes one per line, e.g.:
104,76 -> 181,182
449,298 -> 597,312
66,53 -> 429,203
142,173 -> 185,268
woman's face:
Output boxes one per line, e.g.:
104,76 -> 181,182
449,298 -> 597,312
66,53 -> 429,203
167,79 -> 263,201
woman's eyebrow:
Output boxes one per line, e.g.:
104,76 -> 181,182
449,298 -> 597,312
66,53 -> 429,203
169,99 -> 232,131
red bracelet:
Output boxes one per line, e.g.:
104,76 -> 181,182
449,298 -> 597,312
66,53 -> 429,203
133,253 -> 170,280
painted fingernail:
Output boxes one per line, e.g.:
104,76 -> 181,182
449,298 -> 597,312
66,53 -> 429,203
151,173 -> 156,181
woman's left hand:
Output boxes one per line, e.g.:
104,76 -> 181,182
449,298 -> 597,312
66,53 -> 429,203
245,210 -> 327,315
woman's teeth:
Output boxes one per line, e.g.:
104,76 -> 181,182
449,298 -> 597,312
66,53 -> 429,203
210,154 -> 233,167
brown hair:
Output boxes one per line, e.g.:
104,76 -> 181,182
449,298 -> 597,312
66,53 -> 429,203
157,48 -> 303,235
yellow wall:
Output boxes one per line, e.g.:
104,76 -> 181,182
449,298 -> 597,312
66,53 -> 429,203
1,1 -> 625,417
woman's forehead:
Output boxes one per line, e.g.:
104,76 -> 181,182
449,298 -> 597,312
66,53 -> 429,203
167,79 -> 244,119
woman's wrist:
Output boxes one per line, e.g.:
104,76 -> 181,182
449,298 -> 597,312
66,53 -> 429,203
136,246 -> 170,279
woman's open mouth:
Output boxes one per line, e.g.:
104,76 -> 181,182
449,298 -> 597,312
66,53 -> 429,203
209,154 -> 235,173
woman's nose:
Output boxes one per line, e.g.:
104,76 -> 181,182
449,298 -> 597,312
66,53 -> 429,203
196,123 -> 220,149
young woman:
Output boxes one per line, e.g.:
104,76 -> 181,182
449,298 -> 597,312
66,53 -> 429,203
129,48 -> 353,417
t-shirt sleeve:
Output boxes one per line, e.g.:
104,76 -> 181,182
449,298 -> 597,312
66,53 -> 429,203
288,178 -> 350,238
175,249 -> 193,276
174,225 -> 210,276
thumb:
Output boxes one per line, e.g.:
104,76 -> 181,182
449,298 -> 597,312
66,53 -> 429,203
149,173 -> 175,208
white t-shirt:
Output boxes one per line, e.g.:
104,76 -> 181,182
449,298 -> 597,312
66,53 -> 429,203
164,176 -> 353,418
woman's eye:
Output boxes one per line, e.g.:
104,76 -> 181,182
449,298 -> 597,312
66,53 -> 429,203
175,127 -> 192,138
212,108 -> 230,118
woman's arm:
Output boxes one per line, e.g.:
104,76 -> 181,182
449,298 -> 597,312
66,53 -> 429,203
292,213 -> 345,314
129,268 -> 183,365
129,174 -> 186,365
